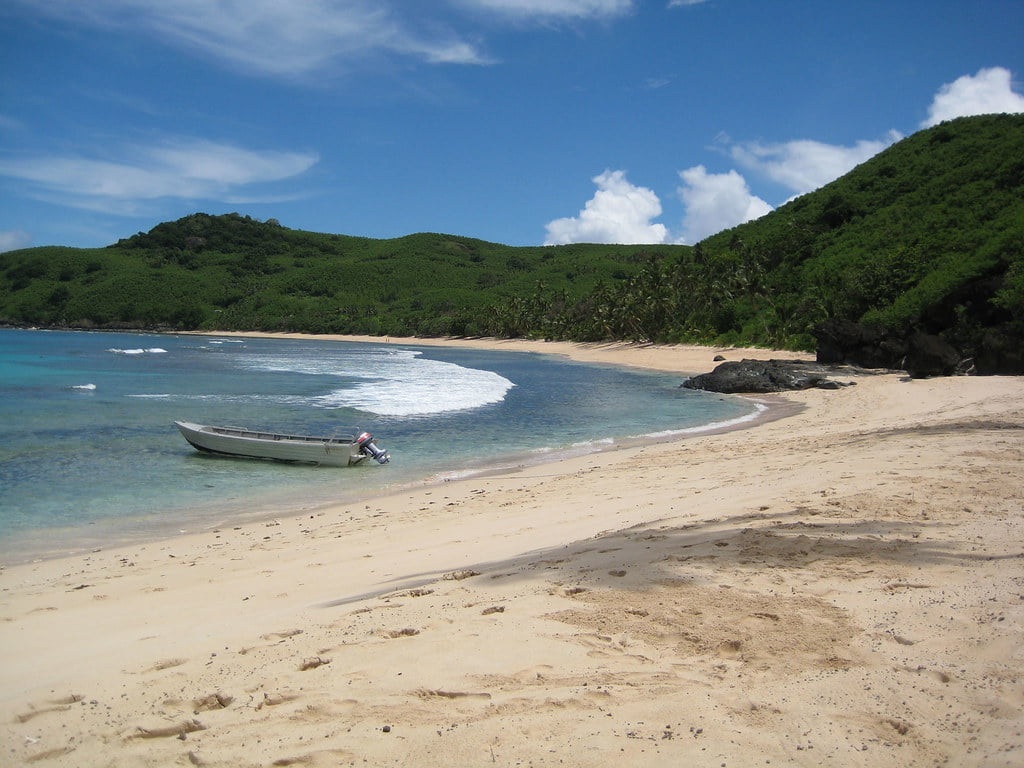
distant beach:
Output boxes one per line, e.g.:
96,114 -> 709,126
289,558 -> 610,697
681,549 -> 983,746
2,336 -> 1022,767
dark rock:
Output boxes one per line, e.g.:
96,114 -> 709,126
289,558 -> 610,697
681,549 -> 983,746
903,332 -> 960,378
682,359 -> 852,394
976,327 -> 1024,375
813,319 -> 906,369
813,314 -> 1024,377
713,354 -> 726,361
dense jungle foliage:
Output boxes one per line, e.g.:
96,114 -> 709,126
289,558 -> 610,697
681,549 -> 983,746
2,115 -> 1022,360
493,114 -> 1024,353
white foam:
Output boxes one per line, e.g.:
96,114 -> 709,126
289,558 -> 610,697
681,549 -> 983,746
320,358 -> 514,416
245,348 -> 515,416
108,347 -> 167,355
70,383 -> 96,391
569,437 -> 615,449
639,402 -> 767,438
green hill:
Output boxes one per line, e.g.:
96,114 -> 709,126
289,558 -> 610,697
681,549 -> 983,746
700,113 -> 1024,352
0,215 -> 682,337
2,114 -> 1022,373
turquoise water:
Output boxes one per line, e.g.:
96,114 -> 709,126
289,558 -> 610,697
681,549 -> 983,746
0,329 -> 759,562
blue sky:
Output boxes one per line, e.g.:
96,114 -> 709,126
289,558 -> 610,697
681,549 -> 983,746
2,0 -> 1023,253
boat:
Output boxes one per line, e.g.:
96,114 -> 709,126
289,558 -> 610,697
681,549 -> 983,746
174,421 -> 390,467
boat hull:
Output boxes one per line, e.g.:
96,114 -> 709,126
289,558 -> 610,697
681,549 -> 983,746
175,421 -> 375,467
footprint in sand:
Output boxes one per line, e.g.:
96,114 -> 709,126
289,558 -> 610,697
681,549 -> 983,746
16,703 -> 74,723
880,716 -> 912,736
263,749 -> 355,765
415,689 -> 492,700
25,745 -> 75,762
260,629 -> 304,640
17,692 -> 84,722
193,692 -> 234,710
390,588 -> 434,598
258,691 -> 301,708
383,627 -> 420,639
130,720 -> 207,740
147,658 -> 187,672
508,664 -> 554,683
715,639 -> 744,659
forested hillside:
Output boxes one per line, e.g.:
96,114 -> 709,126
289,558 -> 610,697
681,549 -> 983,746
492,114 -> 1023,373
2,114 -> 1022,373
0,216 -> 681,337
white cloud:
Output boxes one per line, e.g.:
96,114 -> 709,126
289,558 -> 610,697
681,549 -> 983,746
728,133 -> 901,196
8,0 -> 644,79
544,170 -> 668,245
668,0 -> 711,7
922,66 -> 1024,127
0,230 -> 32,253
146,139 -> 318,187
459,0 -> 634,19
0,138 -> 318,215
10,0 -> 489,78
676,165 -> 772,244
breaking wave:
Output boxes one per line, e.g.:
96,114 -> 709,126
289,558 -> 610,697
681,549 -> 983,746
243,348 -> 515,416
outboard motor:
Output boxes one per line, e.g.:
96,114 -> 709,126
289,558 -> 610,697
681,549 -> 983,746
356,432 -> 390,464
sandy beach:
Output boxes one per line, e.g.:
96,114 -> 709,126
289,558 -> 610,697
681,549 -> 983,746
2,336 -> 1023,767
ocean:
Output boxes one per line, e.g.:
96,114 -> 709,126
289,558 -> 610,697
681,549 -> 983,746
0,329 -> 760,562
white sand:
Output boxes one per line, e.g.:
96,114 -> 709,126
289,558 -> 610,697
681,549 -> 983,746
2,336 -> 1023,767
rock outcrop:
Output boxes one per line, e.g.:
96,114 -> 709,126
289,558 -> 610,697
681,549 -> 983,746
682,359 -> 856,394
813,310 -> 1024,378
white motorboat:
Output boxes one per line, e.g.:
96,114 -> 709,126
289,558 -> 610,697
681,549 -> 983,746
175,421 -> 390,467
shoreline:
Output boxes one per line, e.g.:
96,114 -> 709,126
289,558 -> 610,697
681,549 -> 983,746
3,336 -> 1023,767
0,333 -> 800,567
0,395 -> 793,569
185,329 -> 815,374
